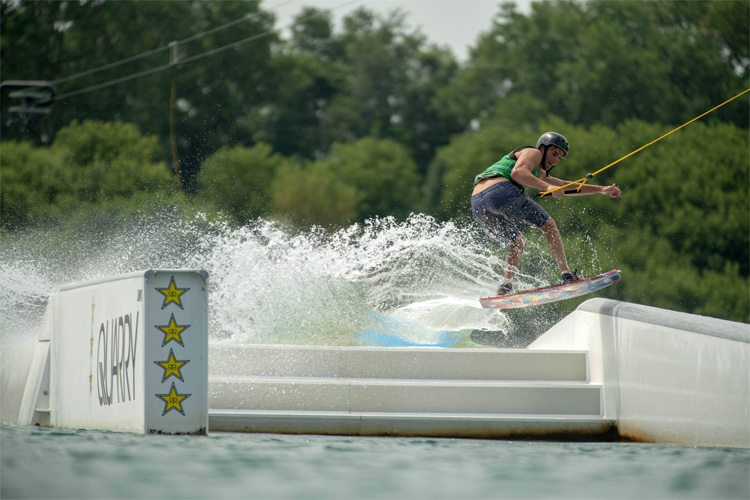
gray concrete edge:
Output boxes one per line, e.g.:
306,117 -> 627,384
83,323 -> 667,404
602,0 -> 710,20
578,298 -> 750,344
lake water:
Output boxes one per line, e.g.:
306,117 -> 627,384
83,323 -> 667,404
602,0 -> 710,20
2,425 -> 748,499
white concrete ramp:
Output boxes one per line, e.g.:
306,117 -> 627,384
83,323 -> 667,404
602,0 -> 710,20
6,275 -> 746,446
533,298 -> 750,448
208,345 -> 614,438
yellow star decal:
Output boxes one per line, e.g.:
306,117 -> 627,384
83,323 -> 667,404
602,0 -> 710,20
155,313 -> 190,347
156,382 -> 191,416
154,348 -> 190,383
156,276 -> 189,309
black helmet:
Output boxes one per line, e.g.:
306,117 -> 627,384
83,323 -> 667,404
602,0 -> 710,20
536,132 -> 569,156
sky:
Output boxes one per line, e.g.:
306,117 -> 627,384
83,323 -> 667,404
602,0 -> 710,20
267,0 -> 534,61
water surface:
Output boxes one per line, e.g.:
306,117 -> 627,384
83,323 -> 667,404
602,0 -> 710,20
2,426 -> 748,500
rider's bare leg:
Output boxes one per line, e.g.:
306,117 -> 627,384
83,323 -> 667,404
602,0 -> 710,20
539,218 -> 570,274
504,234 -> 526,281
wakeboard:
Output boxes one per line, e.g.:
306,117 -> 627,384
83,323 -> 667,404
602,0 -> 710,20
480,269 -> 621,310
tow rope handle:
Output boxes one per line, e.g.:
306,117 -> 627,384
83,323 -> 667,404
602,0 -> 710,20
538,88 -> 750,198
561,174 -> 593,194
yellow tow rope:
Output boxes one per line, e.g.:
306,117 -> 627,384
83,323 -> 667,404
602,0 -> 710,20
539,87 -> 750,197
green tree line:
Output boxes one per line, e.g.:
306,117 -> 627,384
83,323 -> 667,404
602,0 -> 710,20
1,0 -> 748,321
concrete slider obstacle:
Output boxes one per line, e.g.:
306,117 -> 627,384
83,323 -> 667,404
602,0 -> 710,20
2,271 -> 748,447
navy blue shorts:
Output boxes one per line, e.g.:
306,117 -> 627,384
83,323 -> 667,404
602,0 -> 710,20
471,181 -> 550,243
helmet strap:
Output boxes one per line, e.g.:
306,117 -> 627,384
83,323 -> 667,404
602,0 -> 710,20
540,146 -> 550,177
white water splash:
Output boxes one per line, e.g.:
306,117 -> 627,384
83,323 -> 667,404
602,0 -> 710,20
0,211 -> 561,347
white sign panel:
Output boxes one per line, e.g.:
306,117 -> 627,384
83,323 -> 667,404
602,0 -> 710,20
50,270 -> 208,434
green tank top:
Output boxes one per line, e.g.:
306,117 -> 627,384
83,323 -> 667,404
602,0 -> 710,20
473,146 -> 541,189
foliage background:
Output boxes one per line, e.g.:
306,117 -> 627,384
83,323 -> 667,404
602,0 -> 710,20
1,0 -> 748,322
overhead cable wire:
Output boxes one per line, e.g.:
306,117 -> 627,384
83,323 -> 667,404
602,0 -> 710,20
52,44 -> 169,86
52,0 -> 358,102
51,0 -> 299,86
53,64 -> 174,100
